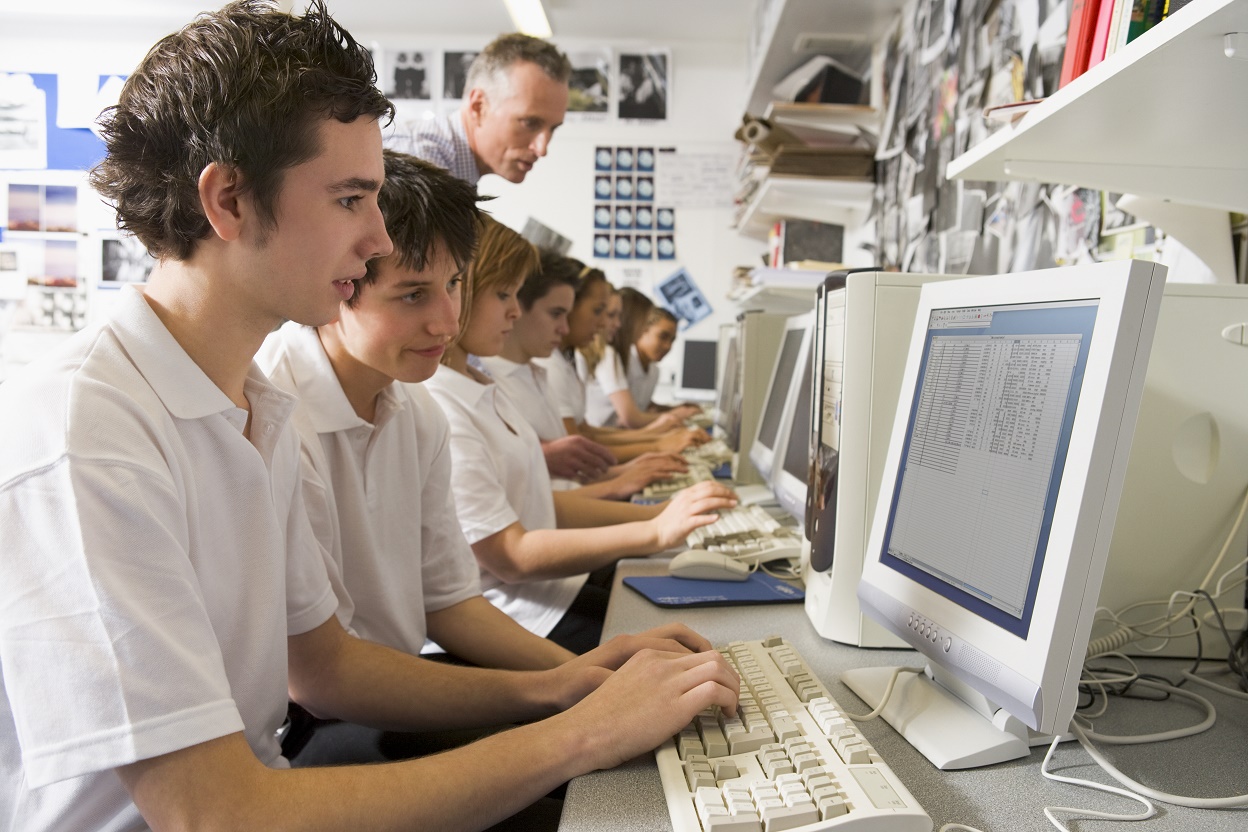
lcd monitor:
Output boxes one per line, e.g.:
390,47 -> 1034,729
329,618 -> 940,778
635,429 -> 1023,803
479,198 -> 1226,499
770,342 -> 814,523
847,261 -> 1166,770
675,339 -> 718,402
748,312 -> 812,483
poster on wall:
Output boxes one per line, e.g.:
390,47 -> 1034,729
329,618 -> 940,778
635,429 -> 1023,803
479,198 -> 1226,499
655,267 -> 711,328
566,48 -> 611,122
616,50 -> 669,122
0,73 -> 48,169
591,145 -> 677,260
383,49 -> 434,101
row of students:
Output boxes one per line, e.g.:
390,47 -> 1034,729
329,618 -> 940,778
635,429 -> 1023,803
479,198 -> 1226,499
0,4 -> 740,830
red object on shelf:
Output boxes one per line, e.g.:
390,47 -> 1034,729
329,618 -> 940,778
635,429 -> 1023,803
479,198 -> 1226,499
1059,0 -> 1106,88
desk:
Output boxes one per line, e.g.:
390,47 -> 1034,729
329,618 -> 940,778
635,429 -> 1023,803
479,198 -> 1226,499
560,559 -> 1248,832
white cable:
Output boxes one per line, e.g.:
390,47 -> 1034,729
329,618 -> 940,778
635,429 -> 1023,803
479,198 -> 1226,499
1071,720 -> 1248,809
1181,670 -> 1248,701
842,666 -> 921,721
1076,679 -> 1216,744
1039,736 -> 1156,830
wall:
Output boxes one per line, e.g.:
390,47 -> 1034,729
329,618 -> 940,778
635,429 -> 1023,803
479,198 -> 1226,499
0,20 -> 766,388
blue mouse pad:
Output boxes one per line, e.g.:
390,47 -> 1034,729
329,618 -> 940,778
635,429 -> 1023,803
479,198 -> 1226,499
624,573 -> 804,608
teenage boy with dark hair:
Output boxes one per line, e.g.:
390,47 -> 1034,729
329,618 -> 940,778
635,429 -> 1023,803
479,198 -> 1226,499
0,3 -> 738,830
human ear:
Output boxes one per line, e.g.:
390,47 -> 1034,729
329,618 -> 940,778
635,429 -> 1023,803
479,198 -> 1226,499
198,162 -> 245,243
466,87 -> 489,126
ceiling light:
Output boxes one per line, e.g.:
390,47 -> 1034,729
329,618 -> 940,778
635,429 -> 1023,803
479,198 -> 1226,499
502,0 -> 552,38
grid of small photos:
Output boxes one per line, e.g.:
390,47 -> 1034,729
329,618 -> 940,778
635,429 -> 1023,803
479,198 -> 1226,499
592,146 -> 675,261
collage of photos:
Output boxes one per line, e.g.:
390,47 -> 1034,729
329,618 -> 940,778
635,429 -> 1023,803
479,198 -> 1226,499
377,45 -> 669,124
591,145 -> 675,261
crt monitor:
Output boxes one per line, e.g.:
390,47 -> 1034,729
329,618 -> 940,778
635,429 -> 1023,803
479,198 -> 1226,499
845,261 -> 1166,770
770,340 -> 815,523
675,339 -> 718,402
748,312 -> 812,483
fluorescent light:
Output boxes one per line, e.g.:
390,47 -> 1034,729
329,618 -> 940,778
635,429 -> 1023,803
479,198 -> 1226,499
502,0 -> 552,38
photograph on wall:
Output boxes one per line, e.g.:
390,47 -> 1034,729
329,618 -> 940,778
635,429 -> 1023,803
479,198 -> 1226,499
655,266 -> 711,327
635,175 -> 655,201
656,233 -> 676,260
6,183 -> 40,231
594,204 -> 612,229
594,146 -> 614,171
613,205 -> 634,229
614,175 -> 634,200
635,205 -> 654,229
443,50 -> 479,100
616,50 -> 669,122
567,48 -> 611,120
636,147 -> 656,172
656,207 -> 676,231
101,233 -> 155,284
594,175 -> 613,200
593,233 -> 612,259
38,239 -> 78,287
613,234 -> 633,259
384,49 -> 434,100
43,185 -> 78,233
634,235 -> 654,260
614,147 -> 634,171
521,217 -> 572,256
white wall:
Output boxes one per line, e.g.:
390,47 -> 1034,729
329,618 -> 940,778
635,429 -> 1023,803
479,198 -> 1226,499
1,20 -> 766,387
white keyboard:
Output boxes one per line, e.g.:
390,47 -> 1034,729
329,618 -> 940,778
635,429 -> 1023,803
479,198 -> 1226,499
687,505 -> 802,566
637,462 -> 717,499
657,636 -> 931,832
685,437 -> 733,467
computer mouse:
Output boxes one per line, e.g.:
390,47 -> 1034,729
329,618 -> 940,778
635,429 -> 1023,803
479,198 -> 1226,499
668,549 -> 751,581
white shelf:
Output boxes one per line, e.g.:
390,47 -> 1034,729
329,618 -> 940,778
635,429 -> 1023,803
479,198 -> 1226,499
735,175 -> 874,240
744,0 -> 907,116
947,0 -> 1248,213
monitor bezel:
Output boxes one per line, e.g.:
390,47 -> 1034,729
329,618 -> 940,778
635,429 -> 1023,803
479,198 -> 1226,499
748,311 -> 814,484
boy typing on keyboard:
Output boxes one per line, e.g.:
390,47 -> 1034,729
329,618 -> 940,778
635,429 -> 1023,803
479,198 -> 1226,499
0,4 -> 739,830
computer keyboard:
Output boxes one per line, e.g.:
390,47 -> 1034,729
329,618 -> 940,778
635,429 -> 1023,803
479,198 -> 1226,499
686,505 -> 803,567
637,462 -> 717,499
685,437 -> 733,467
657,636 -> 931,832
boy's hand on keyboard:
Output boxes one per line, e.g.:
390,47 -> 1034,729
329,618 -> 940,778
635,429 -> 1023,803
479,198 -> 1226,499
646,411 -> 686,432
651,481 -> 738,549
568,648 -> 740,771
546,624 -> 720,709
623,452 -> 688,477
541,435 -> 617,481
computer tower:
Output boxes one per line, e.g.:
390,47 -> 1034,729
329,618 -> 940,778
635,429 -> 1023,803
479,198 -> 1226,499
804,271 -> 960,647
730,310 -> 788,485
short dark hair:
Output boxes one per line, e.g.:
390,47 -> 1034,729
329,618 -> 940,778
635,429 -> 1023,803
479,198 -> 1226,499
90,0 -> 393,261
466,33 -> 572,100
526,248 -> 582,310
351,150 -> 486,308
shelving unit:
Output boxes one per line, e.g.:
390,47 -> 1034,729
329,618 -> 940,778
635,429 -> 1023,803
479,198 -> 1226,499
735,175 -> 874,241
744,0 -> 907,116
947,0 -> 1248,213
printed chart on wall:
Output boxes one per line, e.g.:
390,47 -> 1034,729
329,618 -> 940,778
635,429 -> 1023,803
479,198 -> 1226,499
592,144 -> 673,262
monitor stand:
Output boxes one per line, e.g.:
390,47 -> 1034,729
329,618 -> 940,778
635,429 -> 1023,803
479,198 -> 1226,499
734,483 -> 777,506
841,664 -> 1060,770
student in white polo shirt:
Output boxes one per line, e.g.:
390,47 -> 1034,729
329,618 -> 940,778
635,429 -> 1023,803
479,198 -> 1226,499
585,287 -> 703,429
0,5 -> 739,829
480,258 -> 685,498
534,254 -> 707,460
424,216 -> 737,652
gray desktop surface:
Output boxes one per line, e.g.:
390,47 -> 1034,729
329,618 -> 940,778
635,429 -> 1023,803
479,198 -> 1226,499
559,559 -> 1248,832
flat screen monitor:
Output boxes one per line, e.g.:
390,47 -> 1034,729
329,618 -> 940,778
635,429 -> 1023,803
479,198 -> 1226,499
771,342 -> 814,523
714,330 -> 741,443
675,339 -> 718,402
748,313 -> 812,483
846,261 -> 1166,770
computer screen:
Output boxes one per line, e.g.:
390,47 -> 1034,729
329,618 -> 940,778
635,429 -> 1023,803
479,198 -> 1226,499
713,329 -> 741,444
848,261 -> 1165,770
771,343 -> 814,523
679,340 -> 717,391
748,313 -> 811,482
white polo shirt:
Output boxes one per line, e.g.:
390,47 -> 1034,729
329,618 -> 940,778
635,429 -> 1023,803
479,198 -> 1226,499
421,365 -> 586,637
583,346 -> 627,428
257,323 -> 481,656
478,355 -> 567,442
626,345 -> 662,411
533,348 -> 586,425
0,286 -> 337,831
